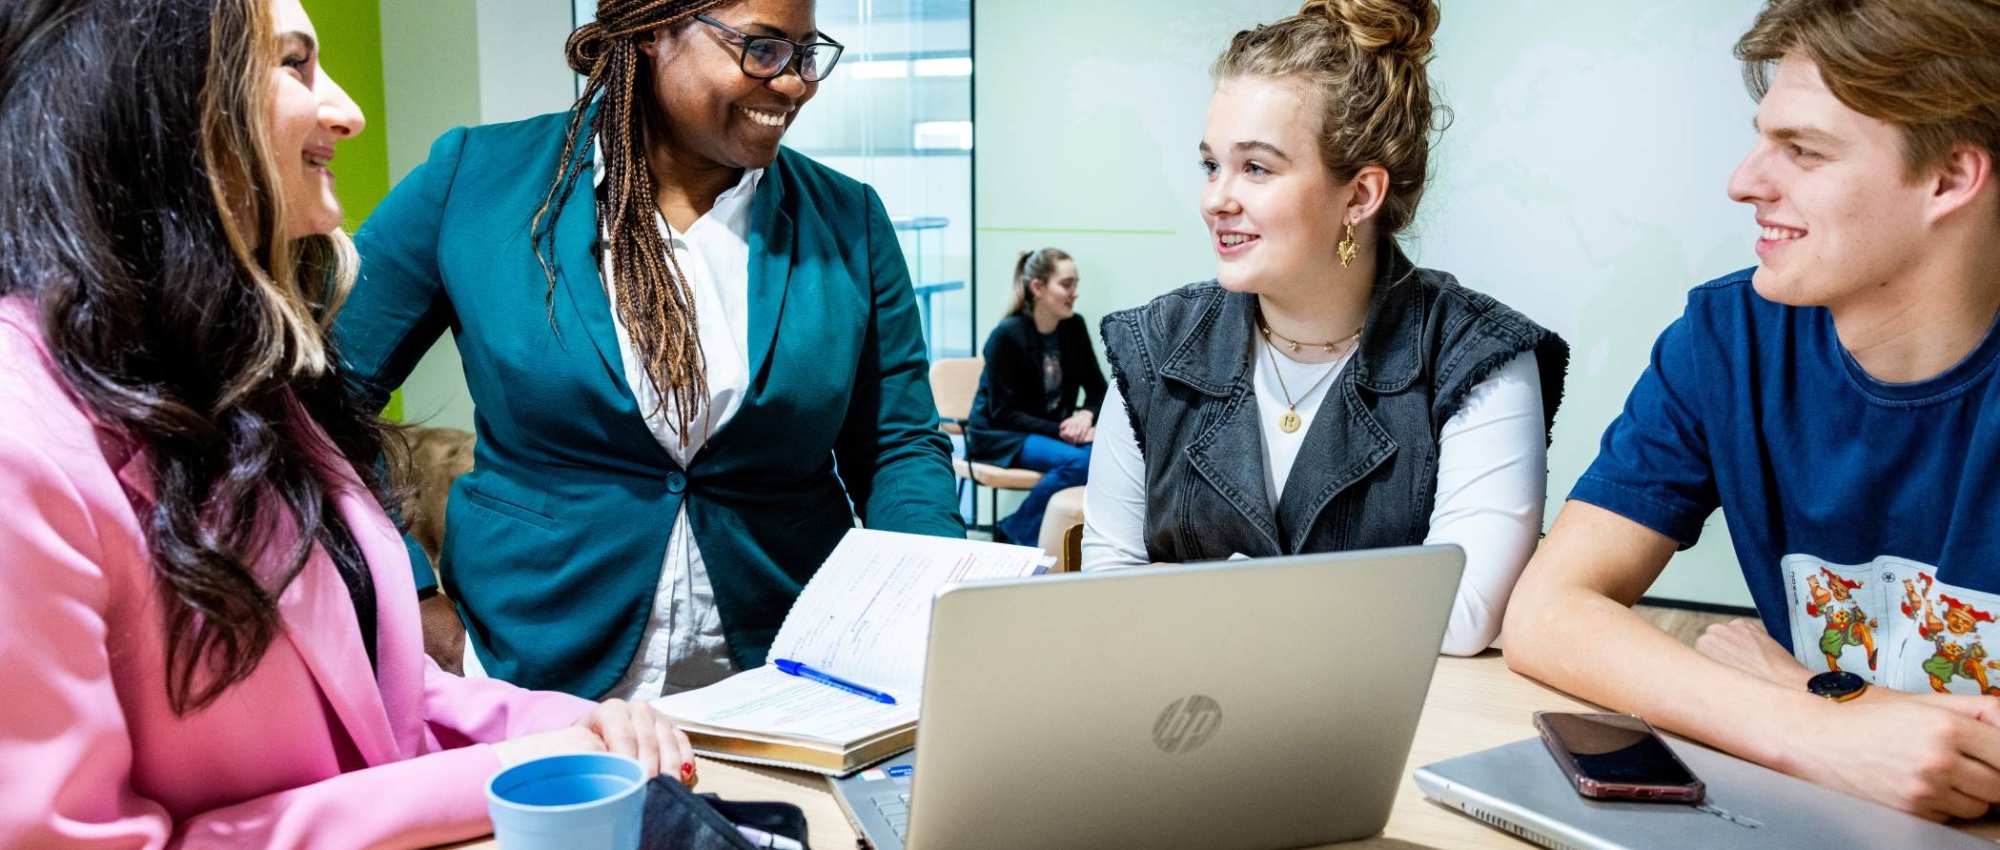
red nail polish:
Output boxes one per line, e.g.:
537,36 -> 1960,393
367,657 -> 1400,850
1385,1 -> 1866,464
680,761 -> 695,782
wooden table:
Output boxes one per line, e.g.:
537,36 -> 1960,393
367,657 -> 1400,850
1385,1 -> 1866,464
453,653 -> 2000,848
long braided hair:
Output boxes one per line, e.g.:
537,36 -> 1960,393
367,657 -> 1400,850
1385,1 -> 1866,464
533,0 -> 731,444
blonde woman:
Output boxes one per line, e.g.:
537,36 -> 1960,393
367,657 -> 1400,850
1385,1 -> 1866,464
1082,0 -> 1569,658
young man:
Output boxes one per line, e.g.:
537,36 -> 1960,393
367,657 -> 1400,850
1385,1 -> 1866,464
1504,0 -> 2000,823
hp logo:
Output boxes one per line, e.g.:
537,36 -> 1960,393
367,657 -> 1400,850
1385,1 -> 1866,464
1153,695 -> 1223,755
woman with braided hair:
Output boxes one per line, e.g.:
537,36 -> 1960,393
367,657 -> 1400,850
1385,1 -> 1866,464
337,0 -> 963,699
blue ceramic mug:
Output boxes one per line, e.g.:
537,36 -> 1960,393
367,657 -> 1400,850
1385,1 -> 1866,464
486,752 -> 647,850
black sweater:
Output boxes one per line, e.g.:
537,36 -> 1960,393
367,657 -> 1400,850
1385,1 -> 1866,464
966,313 -> 1107,467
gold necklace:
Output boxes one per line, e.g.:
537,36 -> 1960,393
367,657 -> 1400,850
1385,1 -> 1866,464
1262,328 -> 1359,434
1259,322 -> 1361,354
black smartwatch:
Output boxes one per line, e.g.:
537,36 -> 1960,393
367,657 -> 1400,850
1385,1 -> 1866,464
1807,670 -> 1869,703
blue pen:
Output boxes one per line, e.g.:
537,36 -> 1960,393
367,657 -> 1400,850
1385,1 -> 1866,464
773,658 -> 898,705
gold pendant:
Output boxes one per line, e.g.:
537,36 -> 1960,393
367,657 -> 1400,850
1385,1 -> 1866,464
1278,409 -> 1303,434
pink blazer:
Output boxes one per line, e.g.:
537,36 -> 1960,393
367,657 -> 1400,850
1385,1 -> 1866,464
0,299 -> 595,849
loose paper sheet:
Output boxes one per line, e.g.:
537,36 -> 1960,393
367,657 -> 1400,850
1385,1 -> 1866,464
654,529 -> 1045,743
768,528 -> 1047,699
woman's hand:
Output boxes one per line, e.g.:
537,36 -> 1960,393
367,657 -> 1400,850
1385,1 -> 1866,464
576,699 -> 699,786
493,725 -> 606,768
420,594 -> 467,676
1058,411 -> 1095,445
493,700 -> 699,786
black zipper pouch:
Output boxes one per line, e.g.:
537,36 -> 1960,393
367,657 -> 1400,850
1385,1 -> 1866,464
640,774 -> 813,850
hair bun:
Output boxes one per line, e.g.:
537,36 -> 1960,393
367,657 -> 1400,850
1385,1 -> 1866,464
1299,0 -> 1438,60
564,22 -> 612,76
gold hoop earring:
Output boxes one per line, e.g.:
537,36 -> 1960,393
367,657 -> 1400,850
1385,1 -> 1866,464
1337,219 -> 1359,269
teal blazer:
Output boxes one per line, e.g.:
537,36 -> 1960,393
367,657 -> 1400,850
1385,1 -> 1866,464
338,110 -> 965,697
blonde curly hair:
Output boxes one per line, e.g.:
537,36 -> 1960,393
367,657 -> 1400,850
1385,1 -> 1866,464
1212,0 -> 1443,236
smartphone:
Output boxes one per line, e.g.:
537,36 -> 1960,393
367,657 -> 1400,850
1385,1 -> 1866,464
1533,711 -> 1705,804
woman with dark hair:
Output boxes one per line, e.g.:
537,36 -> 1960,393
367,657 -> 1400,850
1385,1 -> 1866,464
335,0 -> 962,700
1083,0 -> 1568,657
0,1 -> 691,846
966,247 -> 1107,544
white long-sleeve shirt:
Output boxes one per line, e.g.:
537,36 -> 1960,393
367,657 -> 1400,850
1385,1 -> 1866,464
1081,344 -> 1545,656
461,153 -> 757,699
597,165 -> 763,700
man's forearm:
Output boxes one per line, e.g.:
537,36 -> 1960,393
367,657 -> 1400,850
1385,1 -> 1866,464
1506,585 -> 1828,775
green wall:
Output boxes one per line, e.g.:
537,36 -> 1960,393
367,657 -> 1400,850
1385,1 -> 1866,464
300,0 -> 389,232
300,0 -> 399,419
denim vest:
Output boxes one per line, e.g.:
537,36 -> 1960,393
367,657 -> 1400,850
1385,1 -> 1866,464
1099,246 -> 1568,562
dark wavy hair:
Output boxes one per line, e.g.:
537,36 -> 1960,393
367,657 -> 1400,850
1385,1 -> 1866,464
0,0 -> 404,714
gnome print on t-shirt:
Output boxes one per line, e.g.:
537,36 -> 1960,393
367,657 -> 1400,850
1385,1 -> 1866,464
1785,558 -> 1882,676
1903,577 -> 2000,697
1785,555 -> 2000,695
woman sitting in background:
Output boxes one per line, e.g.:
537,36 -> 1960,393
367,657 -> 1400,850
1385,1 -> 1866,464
1082,0 -> 1568,657
967,248 -> 1108,544
0,2 -> 689,847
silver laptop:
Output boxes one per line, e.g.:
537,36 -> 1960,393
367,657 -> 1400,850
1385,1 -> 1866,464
1415,736 -> 1994,850
831,545 -> 1465,850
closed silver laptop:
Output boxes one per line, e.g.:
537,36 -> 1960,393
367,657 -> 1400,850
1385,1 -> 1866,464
1416,736 -> 1994,850
833,545 -> 1464,850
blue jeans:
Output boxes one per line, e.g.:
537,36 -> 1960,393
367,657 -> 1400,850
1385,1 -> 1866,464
997,434 -> 1091,545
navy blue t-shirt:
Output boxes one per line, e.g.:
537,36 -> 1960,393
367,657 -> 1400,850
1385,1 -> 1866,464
1573,269 -> 2000,692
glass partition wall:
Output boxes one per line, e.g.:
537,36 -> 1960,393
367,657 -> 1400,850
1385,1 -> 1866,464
794,0 -> 975,358
571,0 -> 976,359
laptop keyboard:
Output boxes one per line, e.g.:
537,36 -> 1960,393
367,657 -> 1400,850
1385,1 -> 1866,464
871,790 -> 911,838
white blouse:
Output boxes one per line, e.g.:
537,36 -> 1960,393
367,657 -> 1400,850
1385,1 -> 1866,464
463,147 -> 760,698
598,164 -> 763,700
1081,343 -> 1546,656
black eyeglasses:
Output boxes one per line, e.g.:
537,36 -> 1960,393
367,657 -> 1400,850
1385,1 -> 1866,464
694,15 -> 844,83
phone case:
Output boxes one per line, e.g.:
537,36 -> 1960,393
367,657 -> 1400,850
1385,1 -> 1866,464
641,774 -> 813,850
1533,712 -> 1706,804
